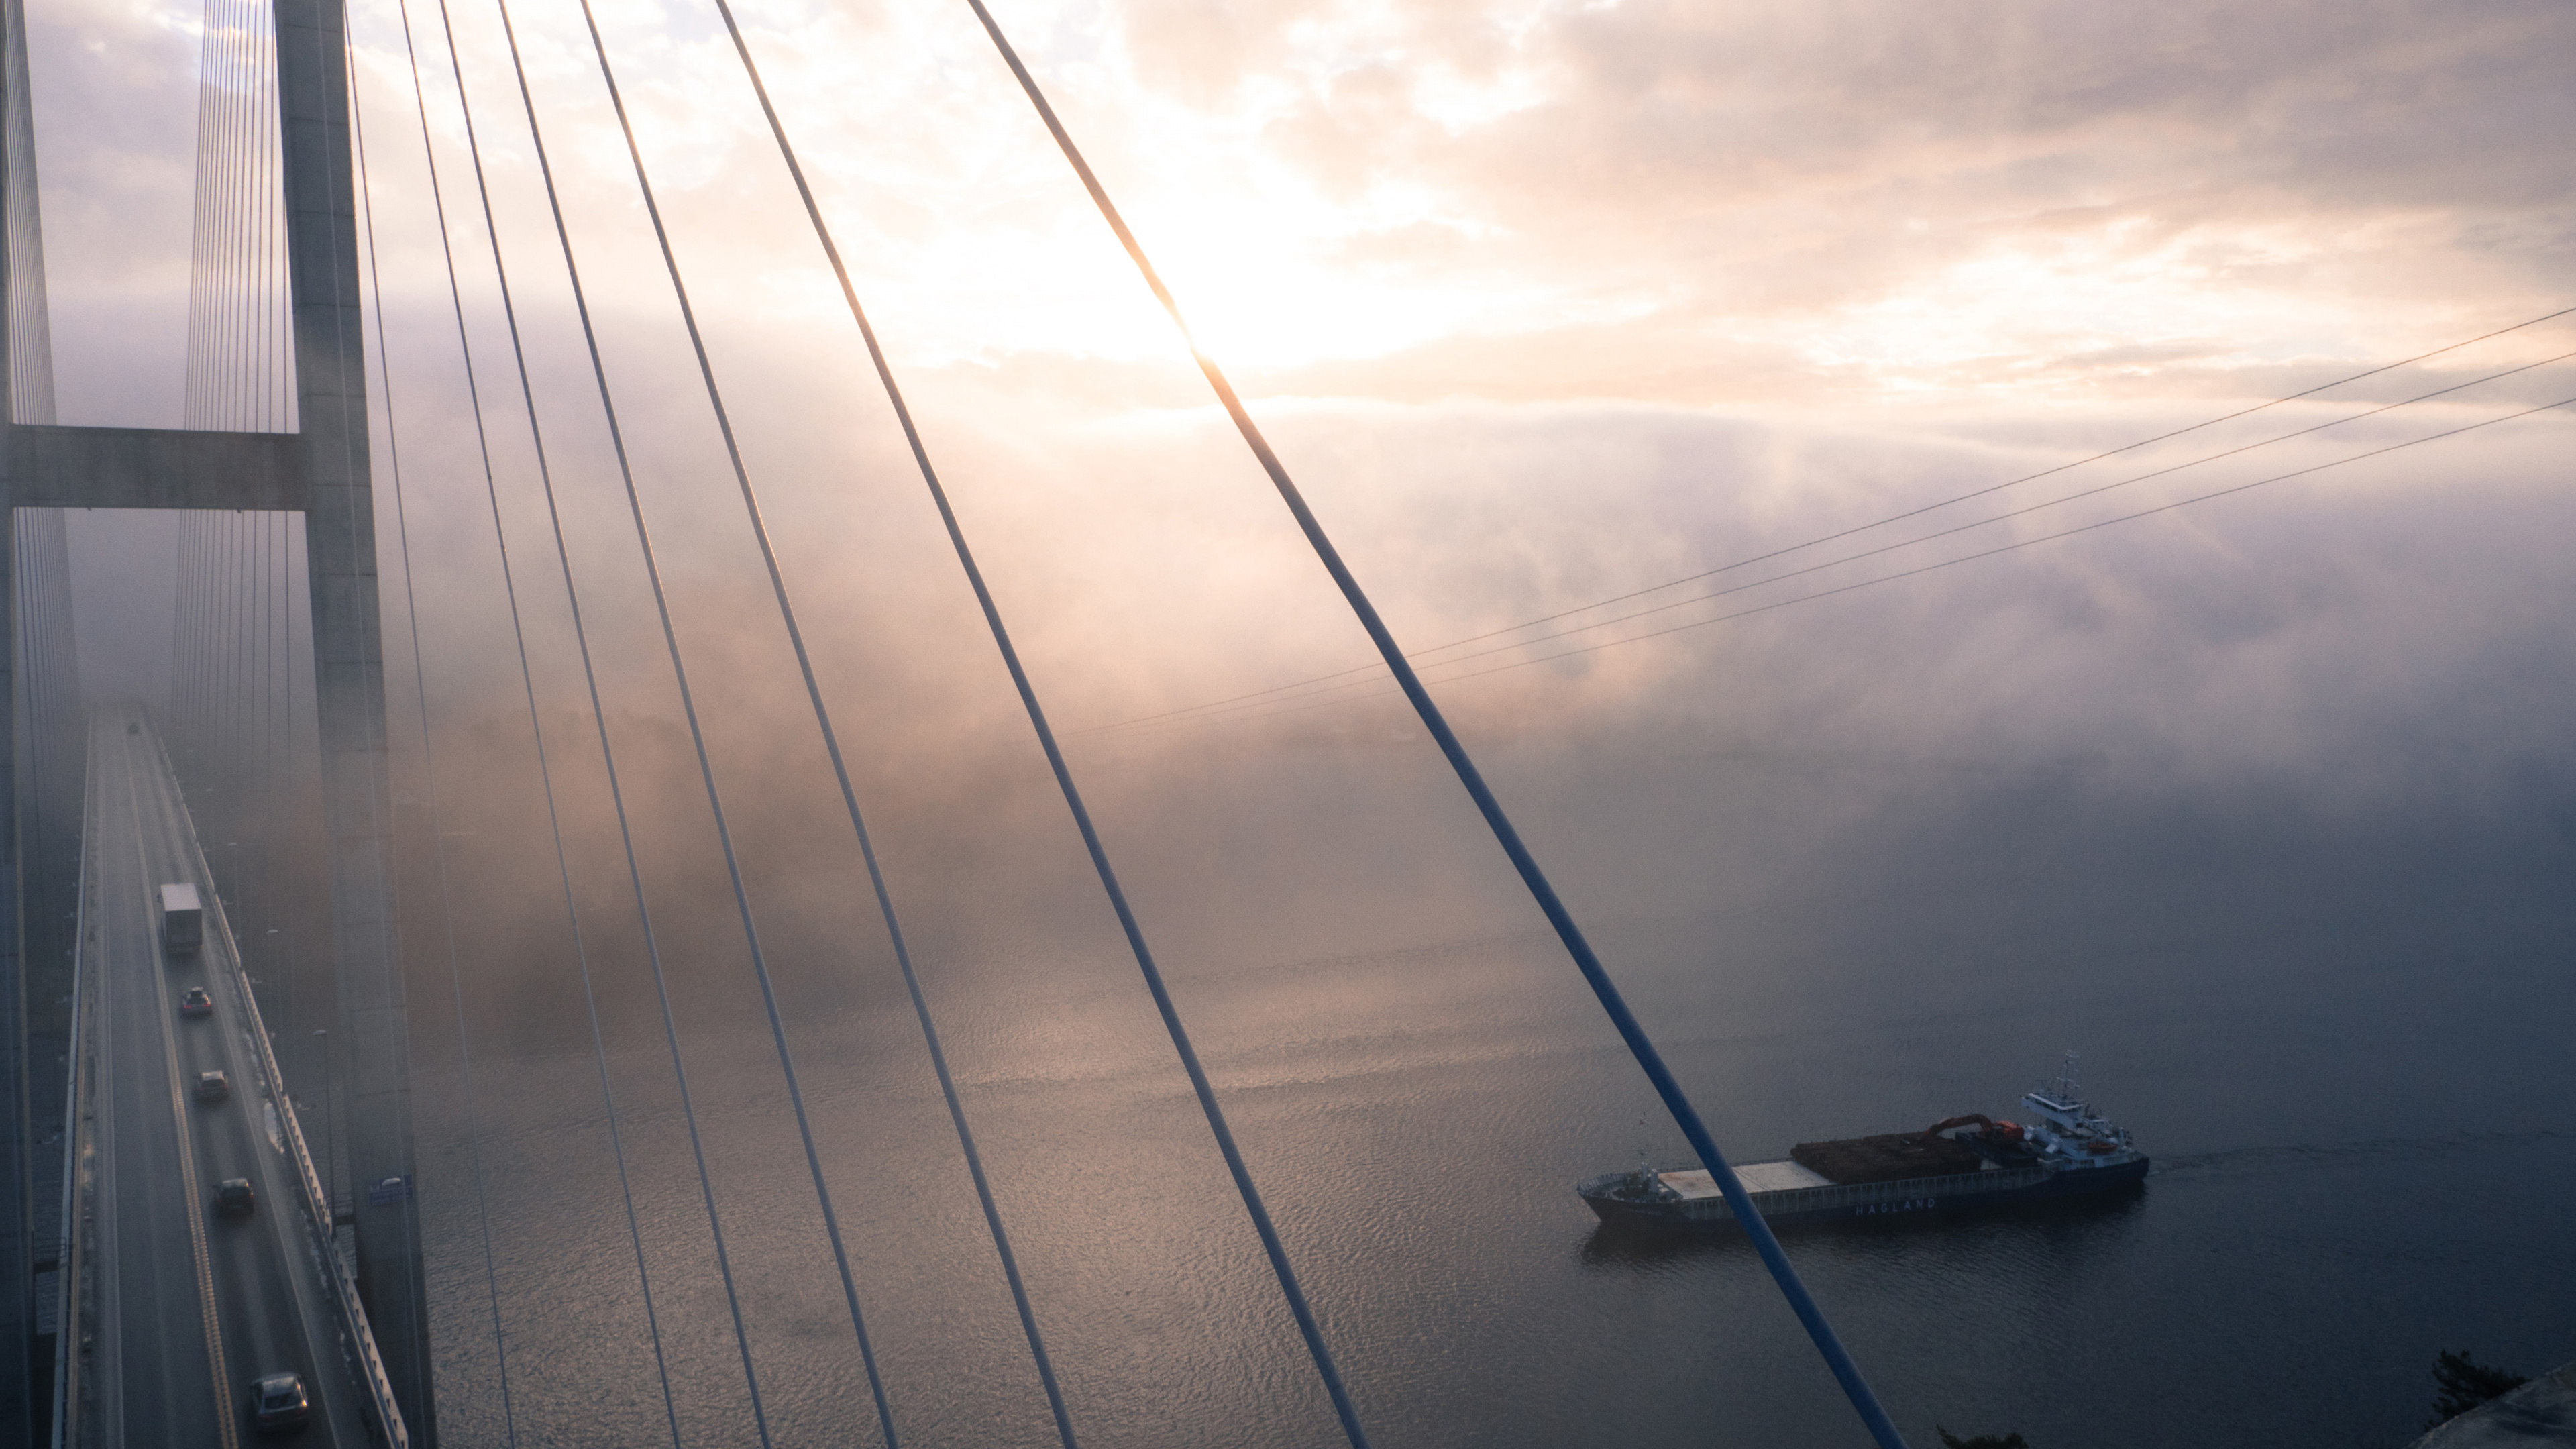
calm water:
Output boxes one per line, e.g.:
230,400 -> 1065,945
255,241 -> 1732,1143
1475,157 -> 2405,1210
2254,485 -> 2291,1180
393,786 -> 2576,1449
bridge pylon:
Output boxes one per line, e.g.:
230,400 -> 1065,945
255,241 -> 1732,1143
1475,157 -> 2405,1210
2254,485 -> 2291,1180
0,0 -> 438,1437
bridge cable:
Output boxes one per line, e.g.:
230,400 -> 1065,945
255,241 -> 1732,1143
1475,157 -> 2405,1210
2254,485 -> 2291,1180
189,517 -> 204,752
577,7 -> 1085,1443
1080,303 -> 2576,737
184,0 -> 211,423
182,0 -> 211,425
261,511 -> 278,967
176,515 -> 191,749
419,0 -> 774,1432
168,516 -> 186,746
217,0 -> 246,427
1112,345 -> 2576,735
708,16 -> 1373,1447
217,0 -> 239,427
1356,390 -> 2576,700
216,513 -> 233,794
959,6 -> 1909,1444
194,515 -> 210,773
262,509 -> 282,1035
346,30 -> 524,1441
201,0 -> 226,426
491,3 -> 916,1438
260,0 -> 280,429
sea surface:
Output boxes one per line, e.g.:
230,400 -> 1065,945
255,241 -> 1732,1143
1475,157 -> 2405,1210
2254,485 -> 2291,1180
382,782 -> 2576,1449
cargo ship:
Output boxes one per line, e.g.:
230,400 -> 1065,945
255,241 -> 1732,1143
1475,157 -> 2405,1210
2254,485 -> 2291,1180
1578,1055 -> 2147,1230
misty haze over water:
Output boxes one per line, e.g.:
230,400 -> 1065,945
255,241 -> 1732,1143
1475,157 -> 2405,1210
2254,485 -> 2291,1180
25,0 -> 2576,1440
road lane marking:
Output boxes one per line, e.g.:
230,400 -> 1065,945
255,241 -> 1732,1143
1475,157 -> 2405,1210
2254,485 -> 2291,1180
127,735 -> 242,1449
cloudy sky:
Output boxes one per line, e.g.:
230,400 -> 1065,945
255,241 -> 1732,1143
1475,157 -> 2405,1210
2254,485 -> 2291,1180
18,9 -> 2573,1440
23,0 -> 2575,843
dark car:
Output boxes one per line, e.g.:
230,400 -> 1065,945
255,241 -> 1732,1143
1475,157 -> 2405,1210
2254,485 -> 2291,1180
179,987 -> 213,1018
195,1070 -> 229,1104
214,1178 -> 255,1217
247,1372 -> 309,1433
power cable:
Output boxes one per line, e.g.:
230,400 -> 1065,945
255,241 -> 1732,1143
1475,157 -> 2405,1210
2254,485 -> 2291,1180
1085,306 -> 2576,736
347,26 -> 519,1442
587,4 -> 1084,1442
492,0 -> 906,1437
423,0 -> 769,1432
961,6 -> 1907,1443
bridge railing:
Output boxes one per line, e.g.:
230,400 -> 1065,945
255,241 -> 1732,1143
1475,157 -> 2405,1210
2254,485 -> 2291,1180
49,726 -> 99,1448
156,727 -> 412,1448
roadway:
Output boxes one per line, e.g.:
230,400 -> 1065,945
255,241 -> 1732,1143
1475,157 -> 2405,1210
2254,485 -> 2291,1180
80,704 -> 368,1447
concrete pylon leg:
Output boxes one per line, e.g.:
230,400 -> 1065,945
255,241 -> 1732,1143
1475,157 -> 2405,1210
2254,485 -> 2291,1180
0,501 -> 28,1449
274,0 -> 436,1437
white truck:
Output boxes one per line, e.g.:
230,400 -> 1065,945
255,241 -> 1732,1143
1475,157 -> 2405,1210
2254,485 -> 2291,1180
160,883 -> 203,956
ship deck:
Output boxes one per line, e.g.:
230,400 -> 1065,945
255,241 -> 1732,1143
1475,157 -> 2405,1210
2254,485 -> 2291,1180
1658,1161 -> 1834,1200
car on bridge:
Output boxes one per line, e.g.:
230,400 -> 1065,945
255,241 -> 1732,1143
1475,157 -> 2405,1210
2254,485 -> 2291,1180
246,1372 -> 309,1434
214,1178 -> 255,1217
179,987 -> 213,1018
195,1070 -> 229,1104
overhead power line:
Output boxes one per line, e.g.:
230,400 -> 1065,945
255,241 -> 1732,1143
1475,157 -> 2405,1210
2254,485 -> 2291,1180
1081,305 -> 2576,737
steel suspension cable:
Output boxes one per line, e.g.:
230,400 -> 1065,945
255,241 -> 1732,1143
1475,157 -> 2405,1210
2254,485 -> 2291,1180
1081,306 -> 2576,736
959,7 -> 1908,1444
266,512 -> 280,940
234,0 -> 258,427
1387,390 -> 2576,693
217,513 -> 235,794
490,3 -> 908,1437
176,516 -> 191,746
228,0 -> 248,424
191,517 -> 205,752
184,0 -> 213,425
345,35 -> 521,1440
421,0 -> 769,1432
371,1 -> 689,1431
1120,347 -> 2576,735
168,515 -> 189,741
704,13 -> 1369,1445
253,510 -> 270,922
270,511 -> 289,1040
214,0 -> 242,427
258,0 -> 279,429
189,516 -> 205,751
576,7 -> 1082,1442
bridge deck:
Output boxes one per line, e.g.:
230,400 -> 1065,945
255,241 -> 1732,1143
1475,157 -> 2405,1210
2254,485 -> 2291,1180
72,706 -> 370,1447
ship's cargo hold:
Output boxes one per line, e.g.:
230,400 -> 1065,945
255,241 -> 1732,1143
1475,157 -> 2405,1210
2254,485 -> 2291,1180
1790,1132 -> 1986,1185
160,883 -> 203,956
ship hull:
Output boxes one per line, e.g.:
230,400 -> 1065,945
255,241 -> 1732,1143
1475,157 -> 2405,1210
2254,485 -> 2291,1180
1578,1155 -> 2148,1231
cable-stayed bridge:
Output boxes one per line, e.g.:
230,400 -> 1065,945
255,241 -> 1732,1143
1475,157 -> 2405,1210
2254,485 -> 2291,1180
0,0 -> 2566,1443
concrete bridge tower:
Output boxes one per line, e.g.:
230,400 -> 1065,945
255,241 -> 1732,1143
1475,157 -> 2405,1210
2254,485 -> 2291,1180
0,0 -> 437,1437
